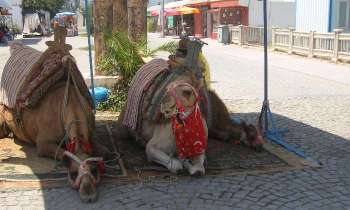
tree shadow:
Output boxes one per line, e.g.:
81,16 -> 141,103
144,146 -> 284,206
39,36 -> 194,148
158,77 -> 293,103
1,111 -> 350,207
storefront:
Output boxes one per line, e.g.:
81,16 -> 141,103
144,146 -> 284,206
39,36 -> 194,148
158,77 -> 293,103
148,0 -> 248,39
188,0 -> 248,39
207,1 -> 248,39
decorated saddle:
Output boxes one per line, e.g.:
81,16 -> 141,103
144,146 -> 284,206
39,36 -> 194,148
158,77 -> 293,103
0,27 -> 93,113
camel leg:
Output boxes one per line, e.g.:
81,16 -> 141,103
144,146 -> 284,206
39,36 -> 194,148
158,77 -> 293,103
36,136 -> 65,161
146,142 -> 183,173
145,124 -> 183,173
184,154 -> 205,176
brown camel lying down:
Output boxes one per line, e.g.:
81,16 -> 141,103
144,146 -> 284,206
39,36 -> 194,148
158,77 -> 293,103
0,82 -> 100,203
208,90 -> 264,152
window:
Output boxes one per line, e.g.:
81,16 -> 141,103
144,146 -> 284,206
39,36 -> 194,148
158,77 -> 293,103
338,1 -> 350,29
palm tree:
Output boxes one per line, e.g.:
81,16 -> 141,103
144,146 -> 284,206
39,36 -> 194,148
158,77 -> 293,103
93,0 -> 113,73
113,0 -> 128,32
127,0 -> 149,42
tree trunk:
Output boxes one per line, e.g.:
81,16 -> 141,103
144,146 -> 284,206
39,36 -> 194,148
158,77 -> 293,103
127,0 -> 148,42
113,0 -> 128,32
93,0 -> 113,74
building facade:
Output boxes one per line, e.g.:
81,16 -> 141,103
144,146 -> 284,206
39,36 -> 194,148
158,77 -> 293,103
296,0 -> 350,33
240,0 -> 295,29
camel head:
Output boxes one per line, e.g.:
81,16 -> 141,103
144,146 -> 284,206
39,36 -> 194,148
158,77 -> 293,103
238,121 -> 264,152
161,83 -> 198,119
62,143 -> 102,203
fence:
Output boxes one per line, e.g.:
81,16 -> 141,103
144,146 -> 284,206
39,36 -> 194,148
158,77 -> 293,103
230,25 -> 350,62
231,25 -> 264,46
272,28 -> 350,62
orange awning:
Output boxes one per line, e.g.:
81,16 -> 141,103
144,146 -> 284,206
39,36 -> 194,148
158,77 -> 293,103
176,6 -> 200,15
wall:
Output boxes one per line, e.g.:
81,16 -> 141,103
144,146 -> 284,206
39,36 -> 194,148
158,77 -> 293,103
296,0 -> 330,32
243,0 -> 295,28
10,0 -> 22,30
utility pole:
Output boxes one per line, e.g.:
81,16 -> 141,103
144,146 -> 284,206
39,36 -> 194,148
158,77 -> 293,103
160,0 -> 165,37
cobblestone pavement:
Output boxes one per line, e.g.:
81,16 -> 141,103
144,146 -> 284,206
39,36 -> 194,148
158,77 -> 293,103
1,33 -> 350,209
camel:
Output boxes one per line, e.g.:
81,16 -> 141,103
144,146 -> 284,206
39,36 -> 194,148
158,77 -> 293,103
208,90 -> 264,152
118,37 -> 263,175
0,28 -> 101,202
0,82 -> 99,202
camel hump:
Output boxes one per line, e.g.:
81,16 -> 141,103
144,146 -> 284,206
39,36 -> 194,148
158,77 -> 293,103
8,41 -> 24,55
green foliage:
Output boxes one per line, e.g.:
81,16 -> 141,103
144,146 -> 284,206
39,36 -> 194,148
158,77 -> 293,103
152,41 -> 179,56
22,0 -> 67,15
97,87 -> 127,112
98,31 -> 144,83
98,31 -> 178,82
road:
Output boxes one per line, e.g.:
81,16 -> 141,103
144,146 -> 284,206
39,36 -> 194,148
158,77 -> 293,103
0,33 -> 350,210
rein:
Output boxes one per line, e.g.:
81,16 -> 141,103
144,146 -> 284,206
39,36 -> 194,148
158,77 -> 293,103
58,56 -> 103,189
63,151 -> 104,189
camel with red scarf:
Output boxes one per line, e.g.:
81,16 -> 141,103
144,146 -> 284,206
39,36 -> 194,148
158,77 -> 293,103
119,38 -> 263,175
0,28 -> 101,203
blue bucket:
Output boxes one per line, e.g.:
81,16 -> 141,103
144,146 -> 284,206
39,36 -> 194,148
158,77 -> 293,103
89,87 -> 109,104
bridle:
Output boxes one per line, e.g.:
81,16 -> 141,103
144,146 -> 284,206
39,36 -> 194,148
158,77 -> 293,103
168,83 -> 201,121
58,56 -> 104,189
63,151 -> 104,189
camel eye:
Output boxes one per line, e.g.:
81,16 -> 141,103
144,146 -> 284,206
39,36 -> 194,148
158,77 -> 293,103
182,90 -> 192,97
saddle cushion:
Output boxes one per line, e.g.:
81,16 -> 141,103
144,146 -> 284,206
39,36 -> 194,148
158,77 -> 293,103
122,59 -> 170,131
0,44 -> 42,109
0,43 -> 93,111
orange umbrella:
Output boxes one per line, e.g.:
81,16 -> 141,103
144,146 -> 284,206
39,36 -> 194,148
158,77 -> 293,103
176,6 -> 200,15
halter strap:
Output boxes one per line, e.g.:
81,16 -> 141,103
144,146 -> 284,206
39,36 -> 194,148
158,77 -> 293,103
168,83 -> 200,120
63,151 -> 103,189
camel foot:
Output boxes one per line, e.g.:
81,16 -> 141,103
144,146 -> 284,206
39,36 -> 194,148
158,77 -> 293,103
167,157 -> 183,173
183,160 -> 205,176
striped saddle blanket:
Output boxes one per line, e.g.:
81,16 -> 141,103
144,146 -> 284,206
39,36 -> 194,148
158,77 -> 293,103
122,59 -> 170,130
0,44 -> 42,109
0,43 -> 93,110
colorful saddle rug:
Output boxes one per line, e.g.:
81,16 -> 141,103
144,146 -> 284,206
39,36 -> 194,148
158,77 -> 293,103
0,42 -> 93,111
122,59 -> 170,130
0,44 -> 42,109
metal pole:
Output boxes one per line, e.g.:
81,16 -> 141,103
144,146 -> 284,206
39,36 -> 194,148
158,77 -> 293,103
263,0 -> 268,129
160,0 -> 165,37
84,0 -> 96,111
